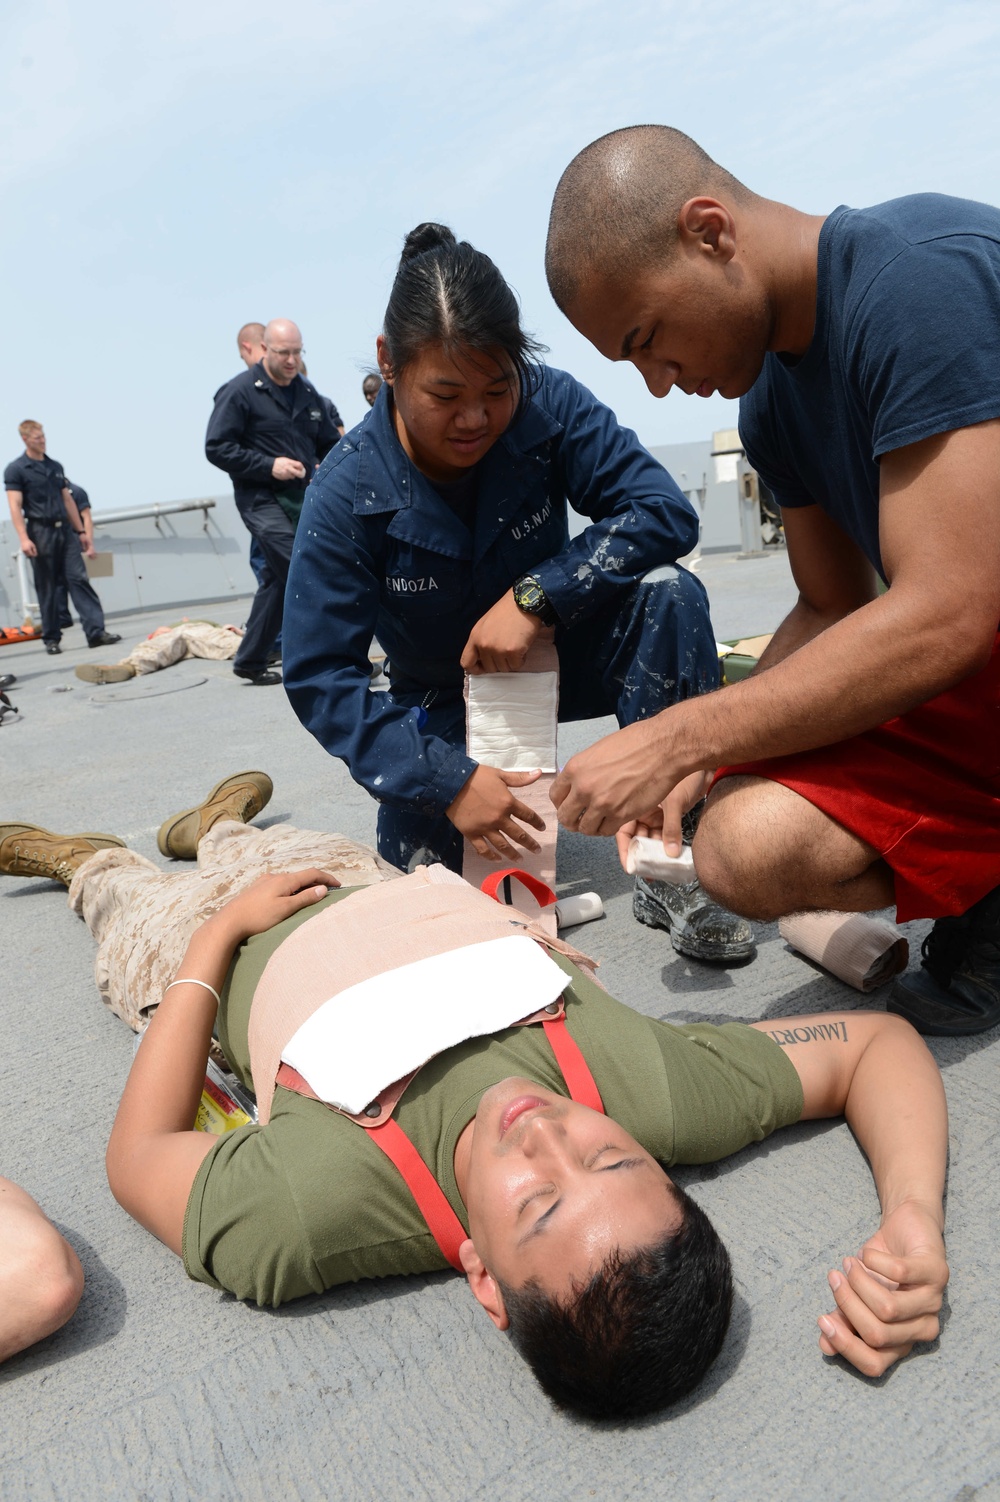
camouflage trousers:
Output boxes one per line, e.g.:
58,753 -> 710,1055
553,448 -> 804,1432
67,820 -> 397,1032
124,621 -> 241,676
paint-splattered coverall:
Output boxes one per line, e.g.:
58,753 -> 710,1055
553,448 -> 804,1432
282,366 -> 719,871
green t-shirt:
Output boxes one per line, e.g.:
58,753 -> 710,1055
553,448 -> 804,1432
183,889 -> 803,1305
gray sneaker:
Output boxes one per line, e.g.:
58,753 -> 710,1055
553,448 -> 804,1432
633,875 -> 757,964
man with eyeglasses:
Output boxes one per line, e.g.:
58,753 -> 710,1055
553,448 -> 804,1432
206,319 -> 341,685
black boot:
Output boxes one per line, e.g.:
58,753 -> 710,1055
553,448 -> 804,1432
888,885 -> 1000,1035
631,798 -> 757,965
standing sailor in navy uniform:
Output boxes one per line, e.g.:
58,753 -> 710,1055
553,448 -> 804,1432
55,480 -> 102,632
205,319 -> 341,685
283,226 -> 754,962
4,421 -> 120,655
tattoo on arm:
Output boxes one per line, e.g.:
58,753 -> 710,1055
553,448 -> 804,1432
765,1021 -> 848,1045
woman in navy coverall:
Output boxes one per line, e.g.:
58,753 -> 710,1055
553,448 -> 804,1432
283,224 -> 753,961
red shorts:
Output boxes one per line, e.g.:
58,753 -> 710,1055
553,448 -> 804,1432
716,634 -> 1000,922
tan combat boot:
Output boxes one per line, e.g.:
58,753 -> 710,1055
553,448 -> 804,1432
75,663 -> 136,684
0,824 -> 127,886
156,771 -> 273,860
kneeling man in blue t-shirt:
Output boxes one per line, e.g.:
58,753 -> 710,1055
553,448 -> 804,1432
545,125 -> 1000,1038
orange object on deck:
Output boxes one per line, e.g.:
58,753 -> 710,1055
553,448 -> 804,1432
0,626 -> 42,646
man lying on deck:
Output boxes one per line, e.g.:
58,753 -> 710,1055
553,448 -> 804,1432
0,774 -> 949,1420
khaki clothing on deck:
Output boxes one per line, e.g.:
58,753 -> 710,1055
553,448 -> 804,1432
125,621 -> 243,676
183,884 -> 803,1306
67,821 -> 395,1032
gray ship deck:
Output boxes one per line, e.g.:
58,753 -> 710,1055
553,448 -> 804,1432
2,550 -> 997,1502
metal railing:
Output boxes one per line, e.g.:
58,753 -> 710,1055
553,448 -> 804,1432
8,499 -> 222,625
89,498 -> 218,527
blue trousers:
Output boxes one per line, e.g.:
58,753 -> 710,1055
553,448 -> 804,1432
249,537 -> 281,653
377,565 -> 719,872
235,497 -> 295,673
28,522 -> 105,646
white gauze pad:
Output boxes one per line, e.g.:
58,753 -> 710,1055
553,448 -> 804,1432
466,671 -> 559,772
280,934 -> 570,1113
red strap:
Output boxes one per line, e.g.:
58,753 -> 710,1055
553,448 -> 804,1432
543,1016 -> 604,1114
368,1118 -> 467,1271
369,1018 -> 602,1269
479,867 -> 557,908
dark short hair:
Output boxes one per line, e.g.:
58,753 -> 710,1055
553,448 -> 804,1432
382,222 -> 545,398
500,1182 -> 732,1422
546,125 -> 748,310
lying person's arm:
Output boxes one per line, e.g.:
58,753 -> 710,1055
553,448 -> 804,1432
106,870 -> 335,1254
0,1177 -> 84,1362
751,1011 -> 948,1377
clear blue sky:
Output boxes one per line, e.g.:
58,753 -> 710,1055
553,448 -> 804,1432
2,0 -> 998,508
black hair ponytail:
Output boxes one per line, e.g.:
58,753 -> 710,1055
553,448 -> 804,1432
382,222 -> 545,397
399,222 -> 457,264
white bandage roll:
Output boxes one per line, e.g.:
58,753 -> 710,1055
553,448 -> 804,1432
554,892 -> 604,929
625,839 -> 696,883
779,911 -> 909,992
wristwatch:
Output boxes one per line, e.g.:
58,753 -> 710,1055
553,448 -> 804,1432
513,574 -> 558,627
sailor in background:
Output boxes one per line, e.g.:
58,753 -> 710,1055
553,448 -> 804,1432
4,421 -> 120,656
206,319 -> 341,686
283,224 -> 754,963
56,479 -> 99,632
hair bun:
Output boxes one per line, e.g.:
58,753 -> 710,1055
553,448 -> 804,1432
400,223 -> 457,265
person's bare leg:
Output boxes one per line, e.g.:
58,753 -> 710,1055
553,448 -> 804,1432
693,775 -> 895,922
0,1177 -> 83,1362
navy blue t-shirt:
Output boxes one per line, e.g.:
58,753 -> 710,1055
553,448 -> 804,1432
67,481 -> 90,512
739,194 -> 1000,579
430,468 -> 479,534
3,453 -> 70,524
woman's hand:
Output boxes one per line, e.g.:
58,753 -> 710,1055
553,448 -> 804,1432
461,590 -> 547,674
446,766 -> 546,860
208,869 -> 339,945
